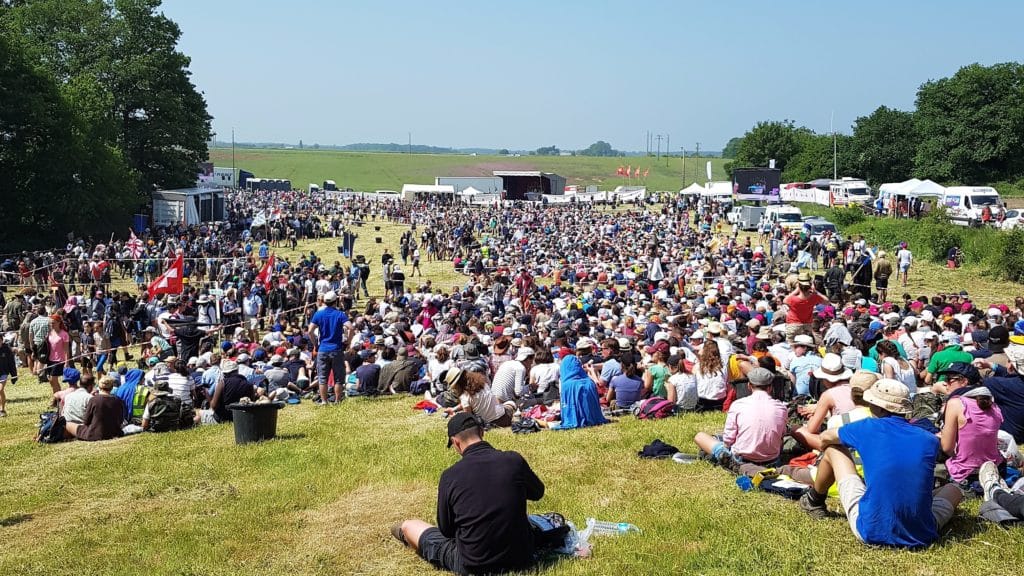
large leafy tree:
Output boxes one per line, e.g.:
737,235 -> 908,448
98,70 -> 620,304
783,132 -> 855,183
3,0 -> 211,194
720,136 -> 742,159
733,120 -> 802,172
848,106 -> 917,185
0,32 -> 136,249
579,140 -> 621,157
914,62 -> 1024,183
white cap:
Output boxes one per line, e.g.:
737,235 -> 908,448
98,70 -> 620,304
323,290 -> 338,303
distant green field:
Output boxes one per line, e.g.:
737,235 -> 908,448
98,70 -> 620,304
208,148 -> 729,193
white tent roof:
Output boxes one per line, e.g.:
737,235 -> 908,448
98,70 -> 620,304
903,179 -> 945,198
701,181 -> 733,198
459,186 -> 483,196
680,183 -> 705,196
878,178 -> 921,197
401,184 -> 455,195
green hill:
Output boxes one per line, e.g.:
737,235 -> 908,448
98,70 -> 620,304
208,148 -> 728,192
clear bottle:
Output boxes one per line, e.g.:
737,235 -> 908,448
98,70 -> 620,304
584,518 -> 641,536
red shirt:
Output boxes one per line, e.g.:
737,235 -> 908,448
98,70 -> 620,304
784,291 -> 826,324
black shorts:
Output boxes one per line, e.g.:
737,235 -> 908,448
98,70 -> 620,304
45,362 -> 65,378
876,277 -> 889,290
417,528 -> 465,575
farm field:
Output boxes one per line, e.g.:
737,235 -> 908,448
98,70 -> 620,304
2,219 -> 1023,576
209,148 -> 728,193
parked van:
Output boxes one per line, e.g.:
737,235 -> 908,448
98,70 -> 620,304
764,204 -> 804,230
309,183 -> 320,194
940,186 -> 1002,226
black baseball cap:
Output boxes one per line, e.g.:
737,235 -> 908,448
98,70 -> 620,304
938,362 -> 981,384
446,413 -> 483,448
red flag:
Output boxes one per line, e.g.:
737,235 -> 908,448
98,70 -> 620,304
147,254 -> 183,297
616,166 -> 623,176
126,229 -> 144,259
256,253 -> 275,290
633,167 -> 640,178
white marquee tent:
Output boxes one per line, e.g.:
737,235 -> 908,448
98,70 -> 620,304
680,183 -> 705,196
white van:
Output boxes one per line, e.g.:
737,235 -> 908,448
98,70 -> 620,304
940,186 -> 1002,226
764,204 -> 804,230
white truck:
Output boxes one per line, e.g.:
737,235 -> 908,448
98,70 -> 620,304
728,205 -> 766,231
309,183 -> 320,194
829,177 -> 873,206
764,204 -> 804,231
940,186 -> 1003,226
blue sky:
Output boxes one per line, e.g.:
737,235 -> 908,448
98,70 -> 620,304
163,0 -> 1023,151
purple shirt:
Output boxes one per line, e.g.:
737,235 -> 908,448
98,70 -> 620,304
722,389 -> 787,462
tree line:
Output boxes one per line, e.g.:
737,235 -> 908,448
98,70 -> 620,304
0,0 -> 212,250
723,62 -> 1024,188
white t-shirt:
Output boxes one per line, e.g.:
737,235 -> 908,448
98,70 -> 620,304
694,367 -> 727,401
897,249 -> 913,267
669,373 -> 698,410
530,363 -> 560,395
460,386 -> 506,424
63,388 -> 92,424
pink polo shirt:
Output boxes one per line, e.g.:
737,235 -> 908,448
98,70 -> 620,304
722,389 -> 788,463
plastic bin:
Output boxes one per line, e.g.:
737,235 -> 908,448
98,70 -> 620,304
228,402 -> 284,444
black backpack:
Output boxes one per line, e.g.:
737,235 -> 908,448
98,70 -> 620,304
37,412 -> 66,443
147,393 -> 182,432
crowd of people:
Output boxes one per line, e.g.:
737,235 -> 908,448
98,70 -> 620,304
3,190 -> 1024,573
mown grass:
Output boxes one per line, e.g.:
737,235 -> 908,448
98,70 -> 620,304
207,148 -> 727,194
3,210 -> 1022,575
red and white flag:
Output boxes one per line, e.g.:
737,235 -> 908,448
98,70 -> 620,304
644,168 -> 650,178
127,229 -> 144,259
147,254 -> 183,298
255,253 -> 275,290
627,165 -> 632,178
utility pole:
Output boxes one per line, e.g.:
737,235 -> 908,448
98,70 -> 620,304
231,127 -> 235,185
408,132 -> 412,155
681,147 -> 686,185
666,134 -> 670,165
695,142 -> 700,182
655,134 -> 663,160
830,111 -> 837,180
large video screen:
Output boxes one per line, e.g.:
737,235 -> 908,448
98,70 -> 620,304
732,168 -> 781,202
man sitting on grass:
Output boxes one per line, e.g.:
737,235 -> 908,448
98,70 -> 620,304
693,367 -> 787,473
799,379 -> 963,548
392,413 -> 545,575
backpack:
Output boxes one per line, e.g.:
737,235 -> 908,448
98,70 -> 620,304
37,412 -> 66,443
147,393 -> 182,432
635,396 -> 676,420
528,512 -> 571,549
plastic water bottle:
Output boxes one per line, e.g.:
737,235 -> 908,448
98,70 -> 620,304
585,518 -> 641,536
736,476 -> 754,492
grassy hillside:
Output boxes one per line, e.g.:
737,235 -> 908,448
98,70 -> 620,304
208,148 -> 728,193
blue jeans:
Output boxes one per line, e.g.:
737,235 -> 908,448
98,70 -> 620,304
316,349 -> 346,391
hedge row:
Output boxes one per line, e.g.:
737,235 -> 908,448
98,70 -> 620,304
793,204 -> 1024,284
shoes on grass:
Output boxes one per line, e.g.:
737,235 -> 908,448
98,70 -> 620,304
798,492 -> 829,519
390,523 -> 407,546
979,461 -> 1008,502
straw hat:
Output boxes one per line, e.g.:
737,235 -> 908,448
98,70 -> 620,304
863,378 -> 912,414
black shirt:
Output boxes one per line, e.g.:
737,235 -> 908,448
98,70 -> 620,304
437,441 -> 544,574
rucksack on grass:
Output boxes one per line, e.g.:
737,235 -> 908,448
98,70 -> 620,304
635,396 -> 676,420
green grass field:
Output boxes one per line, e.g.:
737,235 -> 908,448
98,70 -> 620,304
3,214 -> 1023,575
208,148 -> 727,193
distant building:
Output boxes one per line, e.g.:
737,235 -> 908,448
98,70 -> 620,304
493,171 -> 566,201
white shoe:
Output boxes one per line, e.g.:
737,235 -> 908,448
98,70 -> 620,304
979,461 -> 1008,502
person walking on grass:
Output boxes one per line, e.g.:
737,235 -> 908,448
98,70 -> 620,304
896,242 -> 912,287
308,291 -> 351,404
392,413 -> 545,575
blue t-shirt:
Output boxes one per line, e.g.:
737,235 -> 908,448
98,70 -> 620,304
310,306 -> 349,353
838,416 -> 940,548
600,358 -> 622,384
609,374 -> 644,408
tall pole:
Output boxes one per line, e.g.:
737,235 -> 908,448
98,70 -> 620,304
695,142 -> 701,182
831,111 -> 837,180
666,134 -> 670,165
655,134 -> 663,160
231,127 -> 235,186
408,132 -> 412,155
681,147 -> 686,185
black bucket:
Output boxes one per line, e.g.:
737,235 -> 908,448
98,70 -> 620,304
228,402 -> 284,444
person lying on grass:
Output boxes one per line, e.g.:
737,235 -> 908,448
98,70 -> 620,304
694,367 -> 787,474
393,413 -> 545,575
799,379 -> 963,548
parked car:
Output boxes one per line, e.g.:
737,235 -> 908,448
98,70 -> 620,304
802,219 -> 841,243
1000,209 -> 1023,230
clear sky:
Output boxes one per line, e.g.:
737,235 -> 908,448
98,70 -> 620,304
162,0 -> 1023,152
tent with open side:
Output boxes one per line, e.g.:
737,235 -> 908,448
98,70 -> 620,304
701,181 -> 734,200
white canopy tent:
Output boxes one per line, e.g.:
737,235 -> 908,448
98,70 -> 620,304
903,179 -> 945,199
701,181 -> 734,199
401,184 -> 455,201
680,183 -> 705,196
